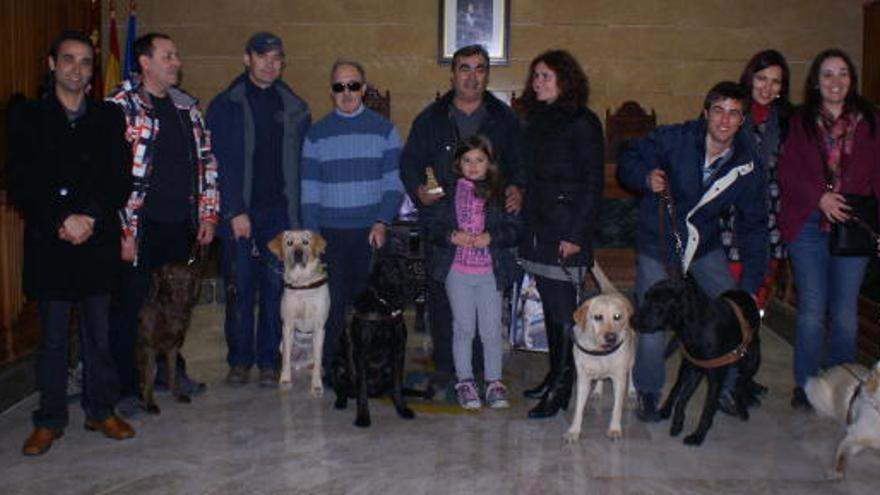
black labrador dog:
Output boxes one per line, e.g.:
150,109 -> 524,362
332,256 -> 421,427
633,276 -> 761,446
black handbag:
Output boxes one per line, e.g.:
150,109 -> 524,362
829,193 -> 879,256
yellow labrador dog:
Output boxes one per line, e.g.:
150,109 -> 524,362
269,230 -> 330,397
564,262 -> 636,443
806,361 -> 880,480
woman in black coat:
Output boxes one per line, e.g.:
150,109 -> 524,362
8,32 -> 132,455
518,50 -> 605,419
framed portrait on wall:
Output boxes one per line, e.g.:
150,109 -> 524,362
438,0 -> 510,65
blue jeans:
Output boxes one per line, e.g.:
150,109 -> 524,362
633,250 -> 735,396
221,208 -> 287,371
446,270 -> 503,383
321,228 -> 373,368
788,213 -> 868,387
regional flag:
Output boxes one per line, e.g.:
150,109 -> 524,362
103,3 -> 121,97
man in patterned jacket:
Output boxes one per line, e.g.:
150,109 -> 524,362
106,32 -> 219,417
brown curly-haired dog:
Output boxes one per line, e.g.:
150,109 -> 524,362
136,263 -> 201,414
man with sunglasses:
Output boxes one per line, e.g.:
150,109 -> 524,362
399,44 -> 524,392
617,81 -> 768,422
301,59 -> 404,375
207,32 -> 311,387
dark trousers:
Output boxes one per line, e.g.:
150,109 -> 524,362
34,296 -> 117,430
534,275 -> 578,332
109,219 -> 194,400
533,275 -> 578,380
221,207 -> 286,371
321,228 -> 373,368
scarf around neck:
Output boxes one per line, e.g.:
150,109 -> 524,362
818,106 -> 861,192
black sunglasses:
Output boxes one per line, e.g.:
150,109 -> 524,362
331,81 -> 363,93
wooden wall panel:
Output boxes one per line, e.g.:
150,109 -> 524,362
864,1 -> 880,105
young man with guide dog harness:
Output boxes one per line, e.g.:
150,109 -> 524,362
617,81 -> 769,422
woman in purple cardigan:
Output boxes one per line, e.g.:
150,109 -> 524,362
778,48 -> 880,410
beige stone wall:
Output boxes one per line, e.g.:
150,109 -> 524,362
106,0 -> 863,135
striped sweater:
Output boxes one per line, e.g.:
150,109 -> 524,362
301,106 -> 403,229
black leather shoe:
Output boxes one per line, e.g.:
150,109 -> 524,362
155,373 -> 207,396
790,386 -> 812,411
636,392 -> 660,422
717,390 -> 738,417
522,372 -> 553,399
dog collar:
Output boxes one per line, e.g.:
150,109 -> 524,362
284,277 -> 328,291
353,309 -> 403,322
679,297 -> 753,369
573,339 -> 624,356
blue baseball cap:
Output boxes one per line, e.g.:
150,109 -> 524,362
245,31 -> 284,55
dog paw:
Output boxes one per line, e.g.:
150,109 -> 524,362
669,422 -> 683,437
334,398 -> 348,410
397,407 -> 415,419
683,432 -> 705,446
176,394 -> 191,404
310,385 -> 324,398
355,416 -> 372,428
606,429 -> 622,441
563,431 -> 580,444
146,404 -> 161,415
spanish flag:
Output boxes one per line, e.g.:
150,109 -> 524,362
103,3 -> 121,97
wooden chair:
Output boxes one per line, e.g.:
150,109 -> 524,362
363,84 -> 390,119
604,100 -> 657,163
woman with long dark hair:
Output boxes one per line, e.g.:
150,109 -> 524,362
517,50 -> 604,419
716,50 -> 792,414
721,50 -> 791,298
778,48 -> 880,409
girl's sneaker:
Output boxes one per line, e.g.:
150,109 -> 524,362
455,380 -> 482,410
485,381 -> 510,409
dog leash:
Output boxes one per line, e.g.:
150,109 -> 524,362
559,255 -> 587,306
841,364 -> 880,424
224,236 -> 259,307
678,297 -> 754,369
657,185 -> 686,278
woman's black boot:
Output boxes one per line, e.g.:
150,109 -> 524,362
523,321 -> 560,399
527,326 -> 573,419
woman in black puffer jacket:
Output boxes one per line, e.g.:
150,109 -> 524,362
518,49 -> 605,419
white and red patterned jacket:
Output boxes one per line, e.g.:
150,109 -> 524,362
106,78 -> 219,256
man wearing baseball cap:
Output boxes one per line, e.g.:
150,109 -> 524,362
207,32 -> 311,387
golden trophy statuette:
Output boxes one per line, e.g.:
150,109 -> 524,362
425,167 -> 443,195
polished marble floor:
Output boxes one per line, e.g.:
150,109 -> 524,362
1,304 -> 878,495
